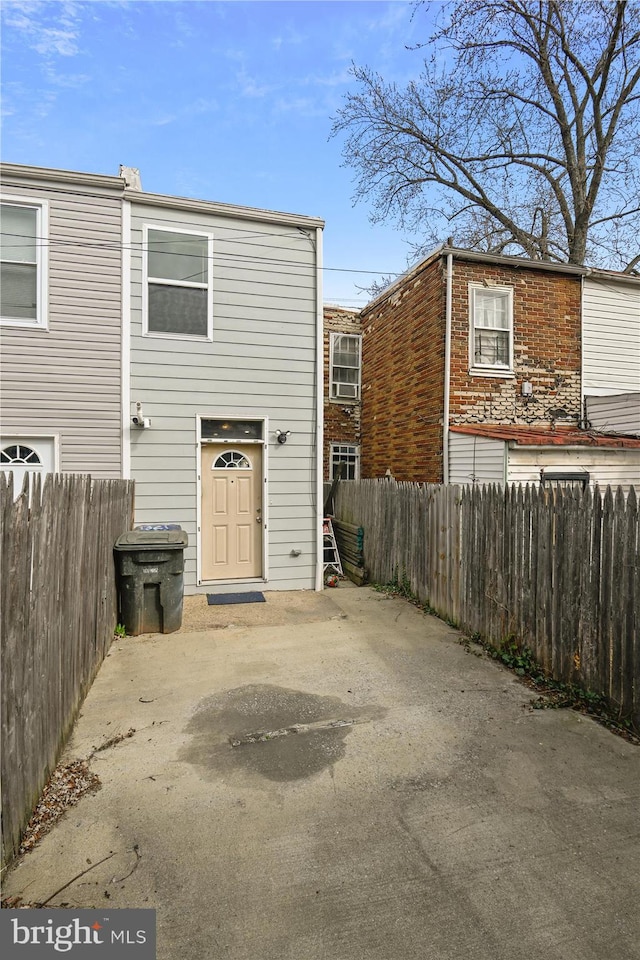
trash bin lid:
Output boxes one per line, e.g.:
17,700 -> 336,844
135,523 -> 182,531
114,530 -> 188,550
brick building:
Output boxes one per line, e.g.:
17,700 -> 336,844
323,305 -> 362,481
360,246 -> 640,490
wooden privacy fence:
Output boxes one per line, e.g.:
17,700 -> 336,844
1,472 -> 135,865
333,479 -> 639,728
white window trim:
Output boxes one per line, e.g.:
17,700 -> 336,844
142,223 -> 213,342
468,283 -> 514,377
330,332 -> 362,401
0,194 -> 49,330
330,443 -> 360,481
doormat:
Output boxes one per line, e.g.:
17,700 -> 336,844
207,591 -> 266,605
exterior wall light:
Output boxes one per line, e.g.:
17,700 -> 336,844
275,430 -> 291,444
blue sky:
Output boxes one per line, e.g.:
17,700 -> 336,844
1,0 -> 442,305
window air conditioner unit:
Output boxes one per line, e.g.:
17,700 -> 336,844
336,383 -> 358,399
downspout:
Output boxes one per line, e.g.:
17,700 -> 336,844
121,198 -> 131,480
443,252 -> 453,483
315,226 -> 325,591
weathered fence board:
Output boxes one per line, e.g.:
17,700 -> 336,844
1,472 -> 134,866
333,479 -> 639,730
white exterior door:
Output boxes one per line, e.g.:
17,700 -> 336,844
201,444 -> 263,581
0,436 -> 56,494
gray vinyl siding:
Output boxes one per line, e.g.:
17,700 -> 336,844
449,433 -> 506,485
586,393 -> 640,435
507,447 -> 640,494
583,278 -> 640,394
0,172 -> 123,477
129,201 -> 321,593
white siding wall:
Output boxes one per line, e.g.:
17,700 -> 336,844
586,393 -> 640,435
1,173 -> 123,477
508,446 -> 640,493
449,433 -> 506,485
129,202 -> 320,593
583,278 -> 640,395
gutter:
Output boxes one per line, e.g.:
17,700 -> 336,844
507,442 -> 636,451
0,162 -> 124,193
444,246 -> 586,276
126,188 -> 325,230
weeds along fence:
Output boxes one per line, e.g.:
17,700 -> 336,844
1,472 -> 135,865
333,479 -> 639,728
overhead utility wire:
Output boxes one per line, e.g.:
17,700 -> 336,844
0,232 -> 405,279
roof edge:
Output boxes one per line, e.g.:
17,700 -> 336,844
360,243 -> 640,314
443,245 -> 585,276
0,161 -> 124,192
360,244 -> 445,315
126,188 -> 324,229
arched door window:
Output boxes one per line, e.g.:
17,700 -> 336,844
212,450 -> 251,470
1,444 -> 41,466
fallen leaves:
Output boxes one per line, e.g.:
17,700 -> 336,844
17,760 -> 102,856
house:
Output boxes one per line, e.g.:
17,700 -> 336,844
323,304 -> 362,481
124,174 -> 324,594
0,163 -> 126,487
1,162 -> 326,593
360,245 -> 640,490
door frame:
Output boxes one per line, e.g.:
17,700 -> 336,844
195,414 -> 268,586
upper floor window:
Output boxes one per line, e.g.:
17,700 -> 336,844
0,199 -> 48,329
469,285 -> 513,375
330,333 -> 361,400
144,227 -> 213,340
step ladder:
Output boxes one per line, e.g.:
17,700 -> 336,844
323,517 -> 343,576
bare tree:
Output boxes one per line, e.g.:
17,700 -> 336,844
332,1 -> 640,272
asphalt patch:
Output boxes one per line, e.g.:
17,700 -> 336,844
180,684 -> 384,783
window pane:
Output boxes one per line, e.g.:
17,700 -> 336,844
334,349 -> 359,368
333,335 -> 360,367
474,330 -> 509,366
201,420 -> 263,440
475,289 -> 508,328
213,451 -> 251,469
148,230 -> 208,284
1,444 -> 41,464
148,284 -> 208,336
1,262 -> 37,319
334,366 -> 359,385
0,205 -> 37,263
331,445 -> 358,480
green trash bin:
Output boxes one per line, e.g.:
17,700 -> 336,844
114,530 -> 188,635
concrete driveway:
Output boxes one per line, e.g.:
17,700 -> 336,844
4,585 -> 640,960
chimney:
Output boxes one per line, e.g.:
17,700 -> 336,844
119,165 -> 142,190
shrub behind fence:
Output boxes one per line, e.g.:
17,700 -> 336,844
334,480 -> 639,728
1,472 -> 135,865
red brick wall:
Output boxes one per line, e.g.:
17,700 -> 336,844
358,255 -> 582,484
323,306 -> 362,480
360,259 -> 446,482
449,261 -> 582,426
